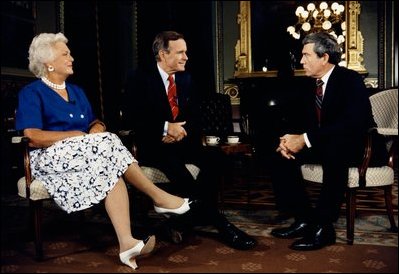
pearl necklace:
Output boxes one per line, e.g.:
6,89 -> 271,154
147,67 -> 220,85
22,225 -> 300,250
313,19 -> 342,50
41,77 -> 66,90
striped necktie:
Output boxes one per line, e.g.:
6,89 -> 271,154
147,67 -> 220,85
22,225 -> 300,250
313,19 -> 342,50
315,79 -> 324,124
168,75 -> 179,120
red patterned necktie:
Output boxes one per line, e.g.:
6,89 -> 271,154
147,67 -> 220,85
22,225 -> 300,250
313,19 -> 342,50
168,75 -> 179,120
315,79 -> 324,124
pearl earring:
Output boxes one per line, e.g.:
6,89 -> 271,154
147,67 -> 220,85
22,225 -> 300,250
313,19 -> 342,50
48,66 -> 54,72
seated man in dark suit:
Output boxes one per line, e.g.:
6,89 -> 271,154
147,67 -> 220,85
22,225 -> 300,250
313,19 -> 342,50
269,32 -> 388,251
122,30 -> 256,250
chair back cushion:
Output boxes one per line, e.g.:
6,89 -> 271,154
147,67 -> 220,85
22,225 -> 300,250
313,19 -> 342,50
17,177 -> 51,200
300,164 -> 394,188
369,88 -> 398,135
200,93 -> 234,139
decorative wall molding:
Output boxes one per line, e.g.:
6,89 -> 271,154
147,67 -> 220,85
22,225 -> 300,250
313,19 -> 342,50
58,1 -> 65,33
364,78 -> 379,88
223,83 -> 240,105
215,1 -> 225,94
234,1 -> 251,76
346,1 -> 367,73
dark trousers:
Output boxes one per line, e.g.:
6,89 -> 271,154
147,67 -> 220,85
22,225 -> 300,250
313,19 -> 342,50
270,138 -> 361,225
139,142 -> 229,224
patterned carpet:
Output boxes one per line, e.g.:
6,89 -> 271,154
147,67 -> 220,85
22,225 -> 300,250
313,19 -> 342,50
218,163 -> 398,247
1,164 -> 398,273
1,194 -> 398,273
221,163 -> 398,213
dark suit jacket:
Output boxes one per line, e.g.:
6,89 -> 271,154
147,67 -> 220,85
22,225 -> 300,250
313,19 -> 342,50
270,66 -> 386,223
123,65 -> 203,165
299,66 -> 378,165
123,65 -> 228,217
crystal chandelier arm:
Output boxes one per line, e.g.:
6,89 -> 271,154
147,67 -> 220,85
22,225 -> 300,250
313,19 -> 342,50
287,1 -> 345,38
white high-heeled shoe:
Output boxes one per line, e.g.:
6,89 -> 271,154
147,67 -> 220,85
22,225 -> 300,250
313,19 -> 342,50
153,198 -> 192,216
119,235 -> 156,270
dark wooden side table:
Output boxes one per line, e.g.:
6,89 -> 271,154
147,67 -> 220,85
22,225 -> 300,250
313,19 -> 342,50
204,142 -> 254,210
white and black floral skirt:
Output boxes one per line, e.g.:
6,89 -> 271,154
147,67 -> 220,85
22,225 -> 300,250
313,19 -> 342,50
30,132 -> 136,213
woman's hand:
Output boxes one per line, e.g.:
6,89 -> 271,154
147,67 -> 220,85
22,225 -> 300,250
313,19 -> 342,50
88,120 -> 106,133
24,128 -> 86,148
89,122 -> 106,133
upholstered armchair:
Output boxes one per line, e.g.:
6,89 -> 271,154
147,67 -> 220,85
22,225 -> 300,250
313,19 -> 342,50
200,93 -> 235,143
12,136 -> 51,260
300,88 -> 398,245
118,130 -> 200,186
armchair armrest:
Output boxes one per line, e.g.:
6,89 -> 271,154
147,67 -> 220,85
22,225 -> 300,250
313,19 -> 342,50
357,129 -> 373,187
357,127 -> 394,187
387,135 -> 397,169
118,129 -> 138,158
11,135 -> 33,198
376,128 -> 398,136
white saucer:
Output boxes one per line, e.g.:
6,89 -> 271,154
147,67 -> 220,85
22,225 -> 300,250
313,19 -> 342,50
225,141 -> 241,145
206,143 -> 220,146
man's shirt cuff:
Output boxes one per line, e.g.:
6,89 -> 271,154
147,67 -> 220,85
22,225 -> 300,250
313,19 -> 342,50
304,133 -> 311,148
163,121 -> 169,136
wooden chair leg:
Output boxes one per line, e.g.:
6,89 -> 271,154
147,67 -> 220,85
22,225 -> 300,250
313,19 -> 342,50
346,189 -> 356,245
383,186 -> 398,232
30,200 -> 44,260
219,173 -> 225,213
244,155 -> 252,205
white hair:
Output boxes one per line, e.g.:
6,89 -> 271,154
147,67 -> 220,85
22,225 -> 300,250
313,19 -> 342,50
28,32 -> 68,78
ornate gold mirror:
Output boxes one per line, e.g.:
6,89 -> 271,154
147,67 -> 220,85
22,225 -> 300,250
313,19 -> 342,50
234,1 -> 367,78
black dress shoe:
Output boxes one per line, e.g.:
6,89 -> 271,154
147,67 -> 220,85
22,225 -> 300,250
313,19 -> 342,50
215,215 -> 257,250
158,216 -> 194,244
289,224 -> 336,251
271,221 -> 309,239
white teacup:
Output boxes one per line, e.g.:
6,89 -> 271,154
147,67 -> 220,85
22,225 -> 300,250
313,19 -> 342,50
206,136 -> 220,145
227,135 -> 240,144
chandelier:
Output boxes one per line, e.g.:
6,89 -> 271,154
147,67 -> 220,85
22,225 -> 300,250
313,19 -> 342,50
287,2 -> 346,45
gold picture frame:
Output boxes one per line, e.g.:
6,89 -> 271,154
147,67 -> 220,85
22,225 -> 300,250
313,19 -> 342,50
234,1 -> 367,78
